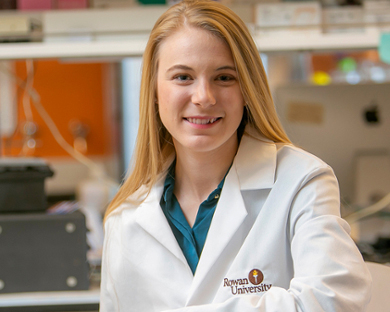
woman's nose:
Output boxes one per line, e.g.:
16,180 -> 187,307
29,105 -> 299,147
191,80 -> 216,107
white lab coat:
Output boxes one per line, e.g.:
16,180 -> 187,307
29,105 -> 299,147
100,128 -> 372,312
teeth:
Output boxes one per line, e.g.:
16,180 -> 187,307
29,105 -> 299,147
187,118 -> 218,125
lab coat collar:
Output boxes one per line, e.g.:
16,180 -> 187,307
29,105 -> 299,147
235,126 -> 277,191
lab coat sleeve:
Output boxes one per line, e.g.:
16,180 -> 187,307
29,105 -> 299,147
99,215 -> 119,312
162,167 -> 372,312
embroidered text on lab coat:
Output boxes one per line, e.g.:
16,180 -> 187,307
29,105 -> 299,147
223,269 -> 272,295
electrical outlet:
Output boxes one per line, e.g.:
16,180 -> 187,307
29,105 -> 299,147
0,61 -> 16,138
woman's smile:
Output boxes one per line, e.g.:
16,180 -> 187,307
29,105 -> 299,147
185,117 -> 220,125
184,117 -> 222,129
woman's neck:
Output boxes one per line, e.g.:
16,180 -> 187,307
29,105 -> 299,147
172,137 -> 238,226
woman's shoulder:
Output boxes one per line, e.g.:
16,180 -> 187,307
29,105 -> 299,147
275,142 -> 333,173
104,184 -> 147,224
242,126 -> 333,174
104,200 -> 138,228
271,143 -> 339,192
104,172 -> 167,225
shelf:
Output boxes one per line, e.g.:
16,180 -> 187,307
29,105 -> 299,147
0,28 -> 382,61
0,289 -> 99,307
0,4 -> 384,60
253,27 -> 380,52
0,39 -> 148,60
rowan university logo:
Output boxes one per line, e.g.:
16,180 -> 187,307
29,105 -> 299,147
248,269 -> 263,285
223,268 -> 272,295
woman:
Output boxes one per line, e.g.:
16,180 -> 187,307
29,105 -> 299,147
100,1 -> 371,311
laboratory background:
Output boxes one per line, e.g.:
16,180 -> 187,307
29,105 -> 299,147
0,0 -> 389,311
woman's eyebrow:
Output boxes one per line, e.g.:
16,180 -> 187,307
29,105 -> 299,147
166,65 -> 236,73
216,65 -> 236,71
167,64 -> 193,72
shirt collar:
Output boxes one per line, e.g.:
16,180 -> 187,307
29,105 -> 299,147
162,162 -> 176,203
162,161 -> 230,205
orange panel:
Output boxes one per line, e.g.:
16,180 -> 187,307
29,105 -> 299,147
2,60 -> 110,157
311,54 -> 336,73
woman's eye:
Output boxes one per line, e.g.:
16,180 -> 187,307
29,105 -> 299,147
174,75 -> 191,81
217,75 -> 235,82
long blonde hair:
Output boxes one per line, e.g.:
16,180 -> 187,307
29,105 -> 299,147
105,0 -> 290,218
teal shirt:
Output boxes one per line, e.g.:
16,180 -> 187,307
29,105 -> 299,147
160,163 -> 228,274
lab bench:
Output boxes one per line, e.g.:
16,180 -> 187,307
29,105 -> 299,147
0,289 -> 100,312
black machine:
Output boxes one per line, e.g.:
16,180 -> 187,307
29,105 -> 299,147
0,158 -> 89,294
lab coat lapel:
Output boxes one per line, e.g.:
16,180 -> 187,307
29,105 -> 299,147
186,164 -> 248,304
134,177 -> 188,266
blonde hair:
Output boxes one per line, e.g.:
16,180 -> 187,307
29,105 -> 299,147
105,0 -> 290,218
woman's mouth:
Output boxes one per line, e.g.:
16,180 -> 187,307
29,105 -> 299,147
185,117 -> 220,125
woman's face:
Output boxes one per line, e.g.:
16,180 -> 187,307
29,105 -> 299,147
156,26 -> 245,156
